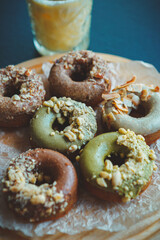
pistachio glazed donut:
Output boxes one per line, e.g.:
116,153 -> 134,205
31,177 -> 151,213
80,128 -> 157,202
30,97 -> 97,154
102,80 -> 160,145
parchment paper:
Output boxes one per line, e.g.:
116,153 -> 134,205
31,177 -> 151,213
0,61 -> 160,237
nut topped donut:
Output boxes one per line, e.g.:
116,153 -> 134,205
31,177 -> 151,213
0,65 -> 46,127
102,77 -> 160,144
48,50 -> 111,106
2,148 -> 78,222
79,129 -> 157,202
30,96 -> 97,154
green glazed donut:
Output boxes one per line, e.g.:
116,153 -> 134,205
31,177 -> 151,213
30,97 -> 97,154
80,128 -> 157,202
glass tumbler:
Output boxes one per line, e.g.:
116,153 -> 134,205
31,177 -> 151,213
26,0 -> 93,55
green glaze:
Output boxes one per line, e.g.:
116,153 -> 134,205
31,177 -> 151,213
79,130 -> 156,201
80,132 -> 121,179
30,97 -> 97,154
30,106 -> 75,153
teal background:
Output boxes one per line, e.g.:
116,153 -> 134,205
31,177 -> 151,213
0,0 -> 160,70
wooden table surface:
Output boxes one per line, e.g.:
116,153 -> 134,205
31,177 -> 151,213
0,53 -> 160,240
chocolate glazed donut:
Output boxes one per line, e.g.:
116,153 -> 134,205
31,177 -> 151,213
0,65 -> 45,127
3,149 -> 78,222
48,51 -> 111,106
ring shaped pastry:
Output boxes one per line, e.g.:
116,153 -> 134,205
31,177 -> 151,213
30,97 -> 97,154
0,65 -> 46,127
79,129 -> 157,202
3,149 -> 78,222
102,81 -> 160,145
48,50 -> 111,106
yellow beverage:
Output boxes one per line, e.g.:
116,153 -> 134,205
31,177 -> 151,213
27,0 -> 93,55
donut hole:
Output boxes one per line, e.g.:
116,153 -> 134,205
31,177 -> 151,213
52,117 -> 69,132
130,103 -> 150,118
28,163 -> 57,186
35,172 -> 53,186
106,152 -> 126,167
4,83 -> 21,97
70,62 -> 92,82
33,167 -> 57,186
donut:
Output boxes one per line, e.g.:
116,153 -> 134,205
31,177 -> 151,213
48,50 -> 111,106
79,128 -> 157,202
102,78 -> 160,145
30,96 -> 97,154
0,65 -> 46,127
2,148 -> 78,222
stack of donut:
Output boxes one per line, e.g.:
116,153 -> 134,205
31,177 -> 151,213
1,50 -> 159,222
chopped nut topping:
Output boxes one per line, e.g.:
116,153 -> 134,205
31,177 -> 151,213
53,103 -> 60,113
31,194 -> 46,205
153,162 -> 158,171
43,100 -> 54,108
124,186 -> 129,191
113,76 -> 136,91
51,96 -> 57,102
42,97 -> 97,152
78,133 -> 84,140
64,130 -> 77,142
102,92 -> 120,101
2,150 -> 68,222
149,150 -> 156,160
100,171 -> 112,180
53,192 -> 64,203
57,116 -> 66,125
0,65 -> 45,119
129,191 -> 133,197
104,160 -> 113,172
136,179 -> 144,185
140,89 -> 149,101
12,94 -> 21,101
50,131 -> 55,136
95,129 -> 156,202
96,177 -> 107,188
76,155 -> 80,162
68,145 -> 78,152
113,165 -> 119,170
112,171 -> 122,187
122,196 -> 131,203
118,128 -> 127,134
47,107 -> 50,114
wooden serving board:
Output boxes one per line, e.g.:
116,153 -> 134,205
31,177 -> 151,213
0,53 -> 160,240
16,52 -> 129,70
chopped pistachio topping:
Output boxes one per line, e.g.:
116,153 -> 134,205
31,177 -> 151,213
96,128 -> 157,201
43,97 -> 97,152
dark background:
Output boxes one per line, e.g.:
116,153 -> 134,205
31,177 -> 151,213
0,0 -> 160,71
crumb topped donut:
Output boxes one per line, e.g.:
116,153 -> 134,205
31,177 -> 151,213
0,65 -> 46,127
2,148 -> 78,222
30,96 -> 97,154
102,77 -> 160,144
48,50 -> 111,106
79,129 -> 157,202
